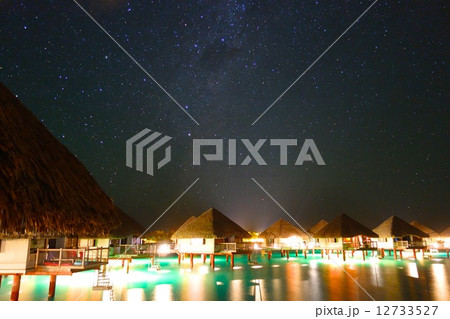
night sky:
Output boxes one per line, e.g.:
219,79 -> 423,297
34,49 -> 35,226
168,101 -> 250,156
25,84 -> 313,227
1,1 -> 448,233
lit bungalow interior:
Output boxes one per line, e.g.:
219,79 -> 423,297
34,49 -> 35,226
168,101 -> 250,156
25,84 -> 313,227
372,215 -> 429,259
313,214 -> 379,261
171,208 -> 250,268
0,83 -> 122,300
259,218 -> 310,259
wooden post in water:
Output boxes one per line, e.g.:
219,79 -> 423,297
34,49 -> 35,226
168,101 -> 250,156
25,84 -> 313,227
295,250 -> 298,257
226,255 -> 229,262
447,249 -> 449,258
190,253 -> 194,269
247,253 -> 251,262
337,250 -> 340,258
413,249 -> 417,260
210,254 -> 215,269
202,254 -> 207,263
389,249 -> 392,256
48,275 -> 57,298
126,260 -> 130,274
304,249 -> 307,259
399,250 -> 403,259
0,275 -> 2,288
286,250 -> 290,260
321,250 -> 324,258
393,249 -> 397,260
268,251 -> 272,261
231,254 -> 234,268
10,274 -> 21,301
343,251 -> 346,262
178,253 -> 181,264
362,250 -> 365,261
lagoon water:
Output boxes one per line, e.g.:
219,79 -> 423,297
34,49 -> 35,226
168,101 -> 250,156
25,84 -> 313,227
1,252 -> 449,301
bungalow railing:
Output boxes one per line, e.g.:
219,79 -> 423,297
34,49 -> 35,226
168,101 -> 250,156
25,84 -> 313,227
113,244 -> 152,255
343,241 -> 377,250
216,243 -> 236,252
393,241 -> 409,249
34,247 -> 109,269
408,241 -> 427,249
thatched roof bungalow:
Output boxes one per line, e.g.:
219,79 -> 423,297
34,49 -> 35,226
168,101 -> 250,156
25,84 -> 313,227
0,83 -> 121,280
259,218 -> 309,250
308,220 -> 328,237
314,214 -> 378,251
373,216 -> 429,250
410,221 -> 441,246
171,208 -> 250,254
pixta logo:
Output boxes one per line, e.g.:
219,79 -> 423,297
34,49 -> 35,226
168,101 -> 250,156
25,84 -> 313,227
126,129 -> 172,176
126,129 -> 325,176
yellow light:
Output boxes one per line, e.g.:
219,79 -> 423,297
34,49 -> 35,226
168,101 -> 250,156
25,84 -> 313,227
157,244 -> 170,255
232,266 -> 242,270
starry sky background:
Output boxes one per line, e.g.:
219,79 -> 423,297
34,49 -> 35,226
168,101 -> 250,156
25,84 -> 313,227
0,0 -> 448,233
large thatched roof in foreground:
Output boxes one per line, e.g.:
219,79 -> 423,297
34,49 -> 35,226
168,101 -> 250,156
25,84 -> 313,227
314,214 -> 378,238
0,83 -> 121,238
171,208 -> 250,239
259,218 -> 309,239
410,220 -> 440,238
308,219 -> 328,236
373,216 -> 428,238
441,227 -> 450,237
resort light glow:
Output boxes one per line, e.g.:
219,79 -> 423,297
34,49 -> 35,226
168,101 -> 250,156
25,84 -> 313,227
157,244 -> 170,255
251,265 -> 263,269
232,266 -> 242,270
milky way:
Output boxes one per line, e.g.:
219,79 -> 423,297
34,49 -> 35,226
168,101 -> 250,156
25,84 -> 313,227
0,1 -> 448,232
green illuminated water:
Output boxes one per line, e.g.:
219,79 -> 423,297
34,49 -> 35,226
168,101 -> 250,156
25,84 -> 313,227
1,252 -> 449,301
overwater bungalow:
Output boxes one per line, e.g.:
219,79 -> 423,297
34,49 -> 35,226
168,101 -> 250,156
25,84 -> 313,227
441,227 -> 450,251
171,208 -> 250,269
314,214 -> 378,261
0,83 -> 121,300
259,218 -> 310,259
372,216 -> 429,260
307,219 -> 328,249
410,220 -> 441,248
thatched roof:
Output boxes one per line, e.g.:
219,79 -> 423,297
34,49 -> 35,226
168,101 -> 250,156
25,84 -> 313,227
170,216 -> 196,240
259,218 -> 309,239
373,216 -> 428,238
441,227 -> 450,237
109,210 -> 144,238
308,219 -> 328,236
171,208 -> 250,239
0,83 -> 121,238
314,214 -> 378,238
410,220 -> 439,238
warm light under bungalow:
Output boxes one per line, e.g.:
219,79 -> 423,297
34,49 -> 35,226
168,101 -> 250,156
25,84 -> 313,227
313,214 -> 378,251
372,216 -> 429,250
259,218 -> 310,250
171,208 -> 250,254
410,220 -> 441,246
0,83 -> 122,299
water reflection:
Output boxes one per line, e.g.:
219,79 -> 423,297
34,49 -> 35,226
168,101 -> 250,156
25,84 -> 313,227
1,253 -> 449,301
